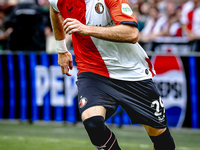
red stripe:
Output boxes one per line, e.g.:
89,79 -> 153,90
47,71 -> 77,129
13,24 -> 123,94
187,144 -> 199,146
72,34 -> 109,77
108,137 -> 116,150
187,10 -> 194,31
102,131 -> 112,147
176,28 -> 182,37
145,57 -> 155,77
188,10 -> 194,21
58,0 -> 109,77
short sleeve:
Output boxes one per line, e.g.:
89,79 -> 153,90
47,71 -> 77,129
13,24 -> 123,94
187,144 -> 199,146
105,0 -> 138,28
49,0 -> 60,12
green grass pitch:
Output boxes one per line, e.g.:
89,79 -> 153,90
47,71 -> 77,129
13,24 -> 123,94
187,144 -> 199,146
0,122 -> 200,150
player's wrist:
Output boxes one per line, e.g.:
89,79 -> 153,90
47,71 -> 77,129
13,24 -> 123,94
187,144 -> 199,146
56,39 -> 68,53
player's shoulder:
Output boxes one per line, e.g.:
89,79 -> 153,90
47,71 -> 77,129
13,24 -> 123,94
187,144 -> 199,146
49,0 -> 60,12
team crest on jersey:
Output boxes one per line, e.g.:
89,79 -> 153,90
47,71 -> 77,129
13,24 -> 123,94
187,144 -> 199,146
95,2 -> 104,14
121,3 -> 133,16
79,96 -> 88,108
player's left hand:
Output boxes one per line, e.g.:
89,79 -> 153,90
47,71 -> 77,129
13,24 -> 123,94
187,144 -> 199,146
58,51 -> 73,76
63,18 -> 88,35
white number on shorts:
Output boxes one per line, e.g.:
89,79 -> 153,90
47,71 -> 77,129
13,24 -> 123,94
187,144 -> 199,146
151,97 -> 165,122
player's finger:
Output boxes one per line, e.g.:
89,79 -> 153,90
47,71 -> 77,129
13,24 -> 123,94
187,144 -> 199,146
69,60 -> 73,70
63,18 -> 68,26
63,21 -> 75,31
66,72 -> 72,76
63,66 -> 71,76
65,25 -> 77,34
68,28 -> 79,35
61,66 -> 68,75
63,18 -> 77,31
63,66 -> 69,74
61,66 -> 64,74
63,18 -> 74,26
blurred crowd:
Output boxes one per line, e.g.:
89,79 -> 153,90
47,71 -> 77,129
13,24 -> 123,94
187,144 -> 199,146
0,0 -> 199,52
0,0 -> 72,53
129,0 -> 200,43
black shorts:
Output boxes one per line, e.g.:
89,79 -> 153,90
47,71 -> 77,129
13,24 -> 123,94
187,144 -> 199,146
76,72 -> 167,129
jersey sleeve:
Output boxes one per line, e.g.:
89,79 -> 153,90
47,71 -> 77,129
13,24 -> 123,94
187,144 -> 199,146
105,0 -> 138,28
49,0 -> 60,12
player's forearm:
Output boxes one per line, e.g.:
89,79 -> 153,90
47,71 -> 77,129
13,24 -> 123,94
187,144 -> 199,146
50,6 -> 65,40
87,25 -> 139,43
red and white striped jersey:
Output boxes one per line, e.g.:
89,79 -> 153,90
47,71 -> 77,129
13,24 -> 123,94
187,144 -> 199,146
180,1 -> 194,32
49,0 -> 156,81
192,7 -> 200,36
169,22 -> 182,37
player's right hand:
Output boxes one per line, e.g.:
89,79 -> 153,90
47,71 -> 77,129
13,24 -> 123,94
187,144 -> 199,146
58,51 -> 73,76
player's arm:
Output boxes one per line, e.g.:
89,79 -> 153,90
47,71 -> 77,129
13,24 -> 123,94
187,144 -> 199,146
50,6 -> 73,76
63,19 -> 138,43
50,6 -> 65,40
63,0 -> 139,44
87,24 -> 139,43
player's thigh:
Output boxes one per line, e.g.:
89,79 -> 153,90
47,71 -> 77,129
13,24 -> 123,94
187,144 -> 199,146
143,125 -> 167,136
81,106 -> 107,121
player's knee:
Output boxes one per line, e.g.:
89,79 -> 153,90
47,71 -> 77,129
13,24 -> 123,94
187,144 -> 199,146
144,125 -> 167,136
83,116 -> 121,150
83,116 -> 105,132
83,116 -> 109,146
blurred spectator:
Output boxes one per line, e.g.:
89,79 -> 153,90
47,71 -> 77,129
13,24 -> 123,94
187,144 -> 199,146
4,0 -> 47,51
128,1 -> 145,31
38,0 -> 52,38
168,6 -> 182,37
187,7 -> 200,41
180,0 -> 199,36
0,5 -> 14,50
139,6 -> 167,42
159,1 -> 182,37
137,2 -> 150,31
180,0 -> 200,51
37,0 -> 55,53
187,4 -> 200,51
148,0 -> 166,12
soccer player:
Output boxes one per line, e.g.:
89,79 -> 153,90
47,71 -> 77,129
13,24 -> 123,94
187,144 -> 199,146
49,0 -> 176,149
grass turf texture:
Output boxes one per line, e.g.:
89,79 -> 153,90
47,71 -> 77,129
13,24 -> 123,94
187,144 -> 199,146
0,122 -> 200,150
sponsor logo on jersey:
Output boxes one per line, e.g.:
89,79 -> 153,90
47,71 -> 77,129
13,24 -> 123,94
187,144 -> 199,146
152,55 -> 187,128
66,5 -> 73,11
79,96 -> 88,108
95,2 -> 104,14
121,3 -> 133,16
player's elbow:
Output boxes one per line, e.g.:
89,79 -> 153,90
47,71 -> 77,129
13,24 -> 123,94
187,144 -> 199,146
131,29 -> 139,44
